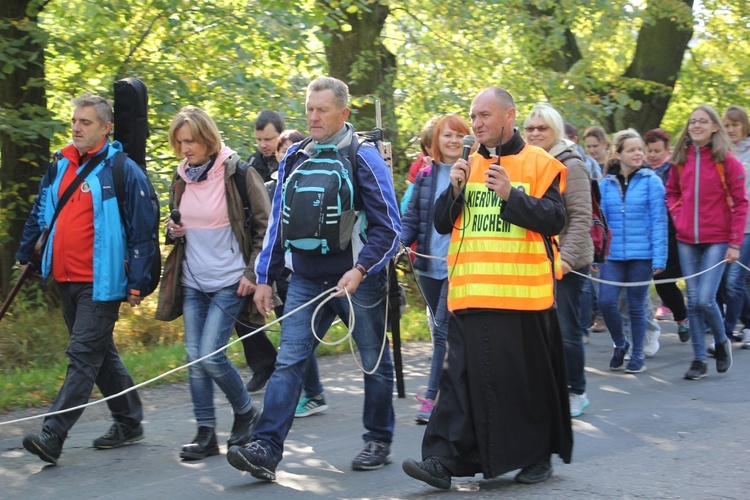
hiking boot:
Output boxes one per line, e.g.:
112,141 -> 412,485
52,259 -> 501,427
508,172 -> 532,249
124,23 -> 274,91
22,430 -> 63,465
415,394 -> 435,425
93,421 -> 144,449
643,330 -> 660,357
515,458 -> 553,484
569,392 -> 589,418
715,338 -> 733,373
609,340 -> 630,371
227,405 -> 260,448
590,316 -> 607,332
677,320 -> 690,342
295,394 -> 328,418
352,440 -> 392,470
226,440 -> 278,481
684,360 -> 708,380
402,457 -> 451,490
180,426 -> 219,460
246,369 -> 273,394
624,357 -> 646,374
742,328 -> 750,350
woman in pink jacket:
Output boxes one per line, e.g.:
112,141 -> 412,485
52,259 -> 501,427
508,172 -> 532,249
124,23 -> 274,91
666,104 -> 749,380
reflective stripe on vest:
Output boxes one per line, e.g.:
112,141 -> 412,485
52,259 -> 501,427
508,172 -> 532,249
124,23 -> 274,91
447,145 -> 566,312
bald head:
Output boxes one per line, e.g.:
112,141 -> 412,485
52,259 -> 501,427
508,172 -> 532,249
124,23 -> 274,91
470,87 -> 517,147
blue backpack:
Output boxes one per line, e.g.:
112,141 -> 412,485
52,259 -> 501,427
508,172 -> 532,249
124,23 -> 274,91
281,138 -> 363,255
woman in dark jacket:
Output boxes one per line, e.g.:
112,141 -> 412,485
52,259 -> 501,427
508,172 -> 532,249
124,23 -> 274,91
401,114 -> 471,424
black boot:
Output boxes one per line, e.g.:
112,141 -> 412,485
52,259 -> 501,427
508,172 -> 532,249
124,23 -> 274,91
180,426 -> 219,461
227,406 -> 261,448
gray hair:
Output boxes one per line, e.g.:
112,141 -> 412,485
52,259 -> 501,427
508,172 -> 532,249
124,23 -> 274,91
307,77 -> 349,109
71,93 -> 113,124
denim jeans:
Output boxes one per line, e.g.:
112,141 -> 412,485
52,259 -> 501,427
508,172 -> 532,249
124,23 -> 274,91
599,260 -> 653,361
620,292 -> 660,344
253,270 -> 394,461
557,267 -> 587,394
183,285 -> 252,428
45,282 -> 143,440
722,233 -> 750,336
678,242 -> 729,361
579,268 -> 601,329
301,352 -> 324,398
418,275 -> 449,401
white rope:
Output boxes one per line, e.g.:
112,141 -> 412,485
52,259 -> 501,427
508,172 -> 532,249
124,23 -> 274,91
0,286 -> 338,427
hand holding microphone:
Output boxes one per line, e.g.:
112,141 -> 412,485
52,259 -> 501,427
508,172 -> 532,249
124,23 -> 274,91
169,209 -> 185,242
456,135 -> 475,189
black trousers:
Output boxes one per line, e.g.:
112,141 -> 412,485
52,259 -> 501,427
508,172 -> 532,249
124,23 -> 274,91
235,311 -> 277,374
45,282 -> 143,440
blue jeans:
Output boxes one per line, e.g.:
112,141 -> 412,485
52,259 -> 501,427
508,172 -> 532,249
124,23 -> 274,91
557,266 -> 587,394
579,268 -> 601,329
722,233 -> 750,336
599,260 -> 653,361
418,275 -> 449,401
183,285 -> 252,428
253,270 -> 394,461
678,242 -> 729,361
301,353 -> 324,398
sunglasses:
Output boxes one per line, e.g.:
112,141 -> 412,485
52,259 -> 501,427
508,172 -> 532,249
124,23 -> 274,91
524,125 -> 550,133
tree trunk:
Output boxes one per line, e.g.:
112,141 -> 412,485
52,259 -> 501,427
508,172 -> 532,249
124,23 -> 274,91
316,0 -> 401,171
0,0 -> 51,295
606,0 -> 695,132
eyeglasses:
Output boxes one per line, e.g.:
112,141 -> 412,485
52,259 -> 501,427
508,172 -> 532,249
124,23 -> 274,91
688,118 -> 712,126
524,125 -> 550,133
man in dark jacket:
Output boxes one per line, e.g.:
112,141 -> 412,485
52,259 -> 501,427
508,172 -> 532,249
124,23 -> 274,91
245,109 -> 285,182
15,94 -> 158,465
402,87 -> 572,490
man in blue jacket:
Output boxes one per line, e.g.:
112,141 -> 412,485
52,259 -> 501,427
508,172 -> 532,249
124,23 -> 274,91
226,77 -> 401,481
15,94 -> 158,465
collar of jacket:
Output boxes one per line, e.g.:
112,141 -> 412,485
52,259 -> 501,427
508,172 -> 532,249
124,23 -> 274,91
477,128 -> 525,159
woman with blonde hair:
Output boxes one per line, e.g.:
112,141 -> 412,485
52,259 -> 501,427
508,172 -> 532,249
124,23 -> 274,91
164,106 -> 270,459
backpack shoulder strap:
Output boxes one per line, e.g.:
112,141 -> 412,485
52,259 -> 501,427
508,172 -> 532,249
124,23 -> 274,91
677,162 -> 732,209
232,157 -> 254,228
347,135 -> 364,211
111,151 -> 129,222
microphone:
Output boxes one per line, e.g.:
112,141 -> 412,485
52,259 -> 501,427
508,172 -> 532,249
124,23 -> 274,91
170,210 -> 184,242
458,135 -> 475,188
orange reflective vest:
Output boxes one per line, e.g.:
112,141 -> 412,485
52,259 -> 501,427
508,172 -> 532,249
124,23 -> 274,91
447,145 -> 566,312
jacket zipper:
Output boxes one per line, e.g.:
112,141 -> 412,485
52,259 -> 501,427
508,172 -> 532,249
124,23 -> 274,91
693,146 -> 700,244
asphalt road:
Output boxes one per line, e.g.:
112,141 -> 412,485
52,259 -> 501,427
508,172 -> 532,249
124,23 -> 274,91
1,320 -> 749,499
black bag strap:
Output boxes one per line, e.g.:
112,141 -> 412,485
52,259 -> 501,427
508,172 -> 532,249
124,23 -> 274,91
234,160 -> 253,228
47,147 -> 109,235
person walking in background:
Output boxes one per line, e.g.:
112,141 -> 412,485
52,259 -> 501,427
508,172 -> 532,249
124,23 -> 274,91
401,114 -> 472,424
16,94 -> 158,464
403,87 -> 571,490
598,129 -> 667,374
165,106 -> 269,460
524,103 -> 593,417
667,105 -> 748,380
643,128 -> 689,342
718,105 -> 750,349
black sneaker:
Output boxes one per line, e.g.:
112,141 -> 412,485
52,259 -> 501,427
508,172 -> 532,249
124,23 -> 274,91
351,440 -> 392,470
227,405 -> 260,447
22,430 -> 63,465
246,369 -> 273,394
684,360 -> 708,380
227,440 -> 278,481
93,421 -> 144,449
515,459 -> 553,484
715,339 -> 733,373
609,340 -> 630,371
402,457 -> 451,490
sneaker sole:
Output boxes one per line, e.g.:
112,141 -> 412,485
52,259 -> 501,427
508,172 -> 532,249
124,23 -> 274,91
93,432 -> 144,449
684,372 -> 707,380
415,415 -> 429,425
515,468 -> 553,484
23,438 -> 58,465
226,447 -> 276,481
570,399 -> 589,418
624,366 -> 646,374
295,405 -> 328,418
352,453 -> 392,471
402,459 -> 450,490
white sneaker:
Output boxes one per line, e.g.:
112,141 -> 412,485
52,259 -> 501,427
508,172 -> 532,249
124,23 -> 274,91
643,329 -> 661,357
569,392 -> 590,418
742,329 -> 750,350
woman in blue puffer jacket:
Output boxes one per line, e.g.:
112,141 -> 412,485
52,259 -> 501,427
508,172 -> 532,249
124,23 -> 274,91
599,128 -> 667,374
